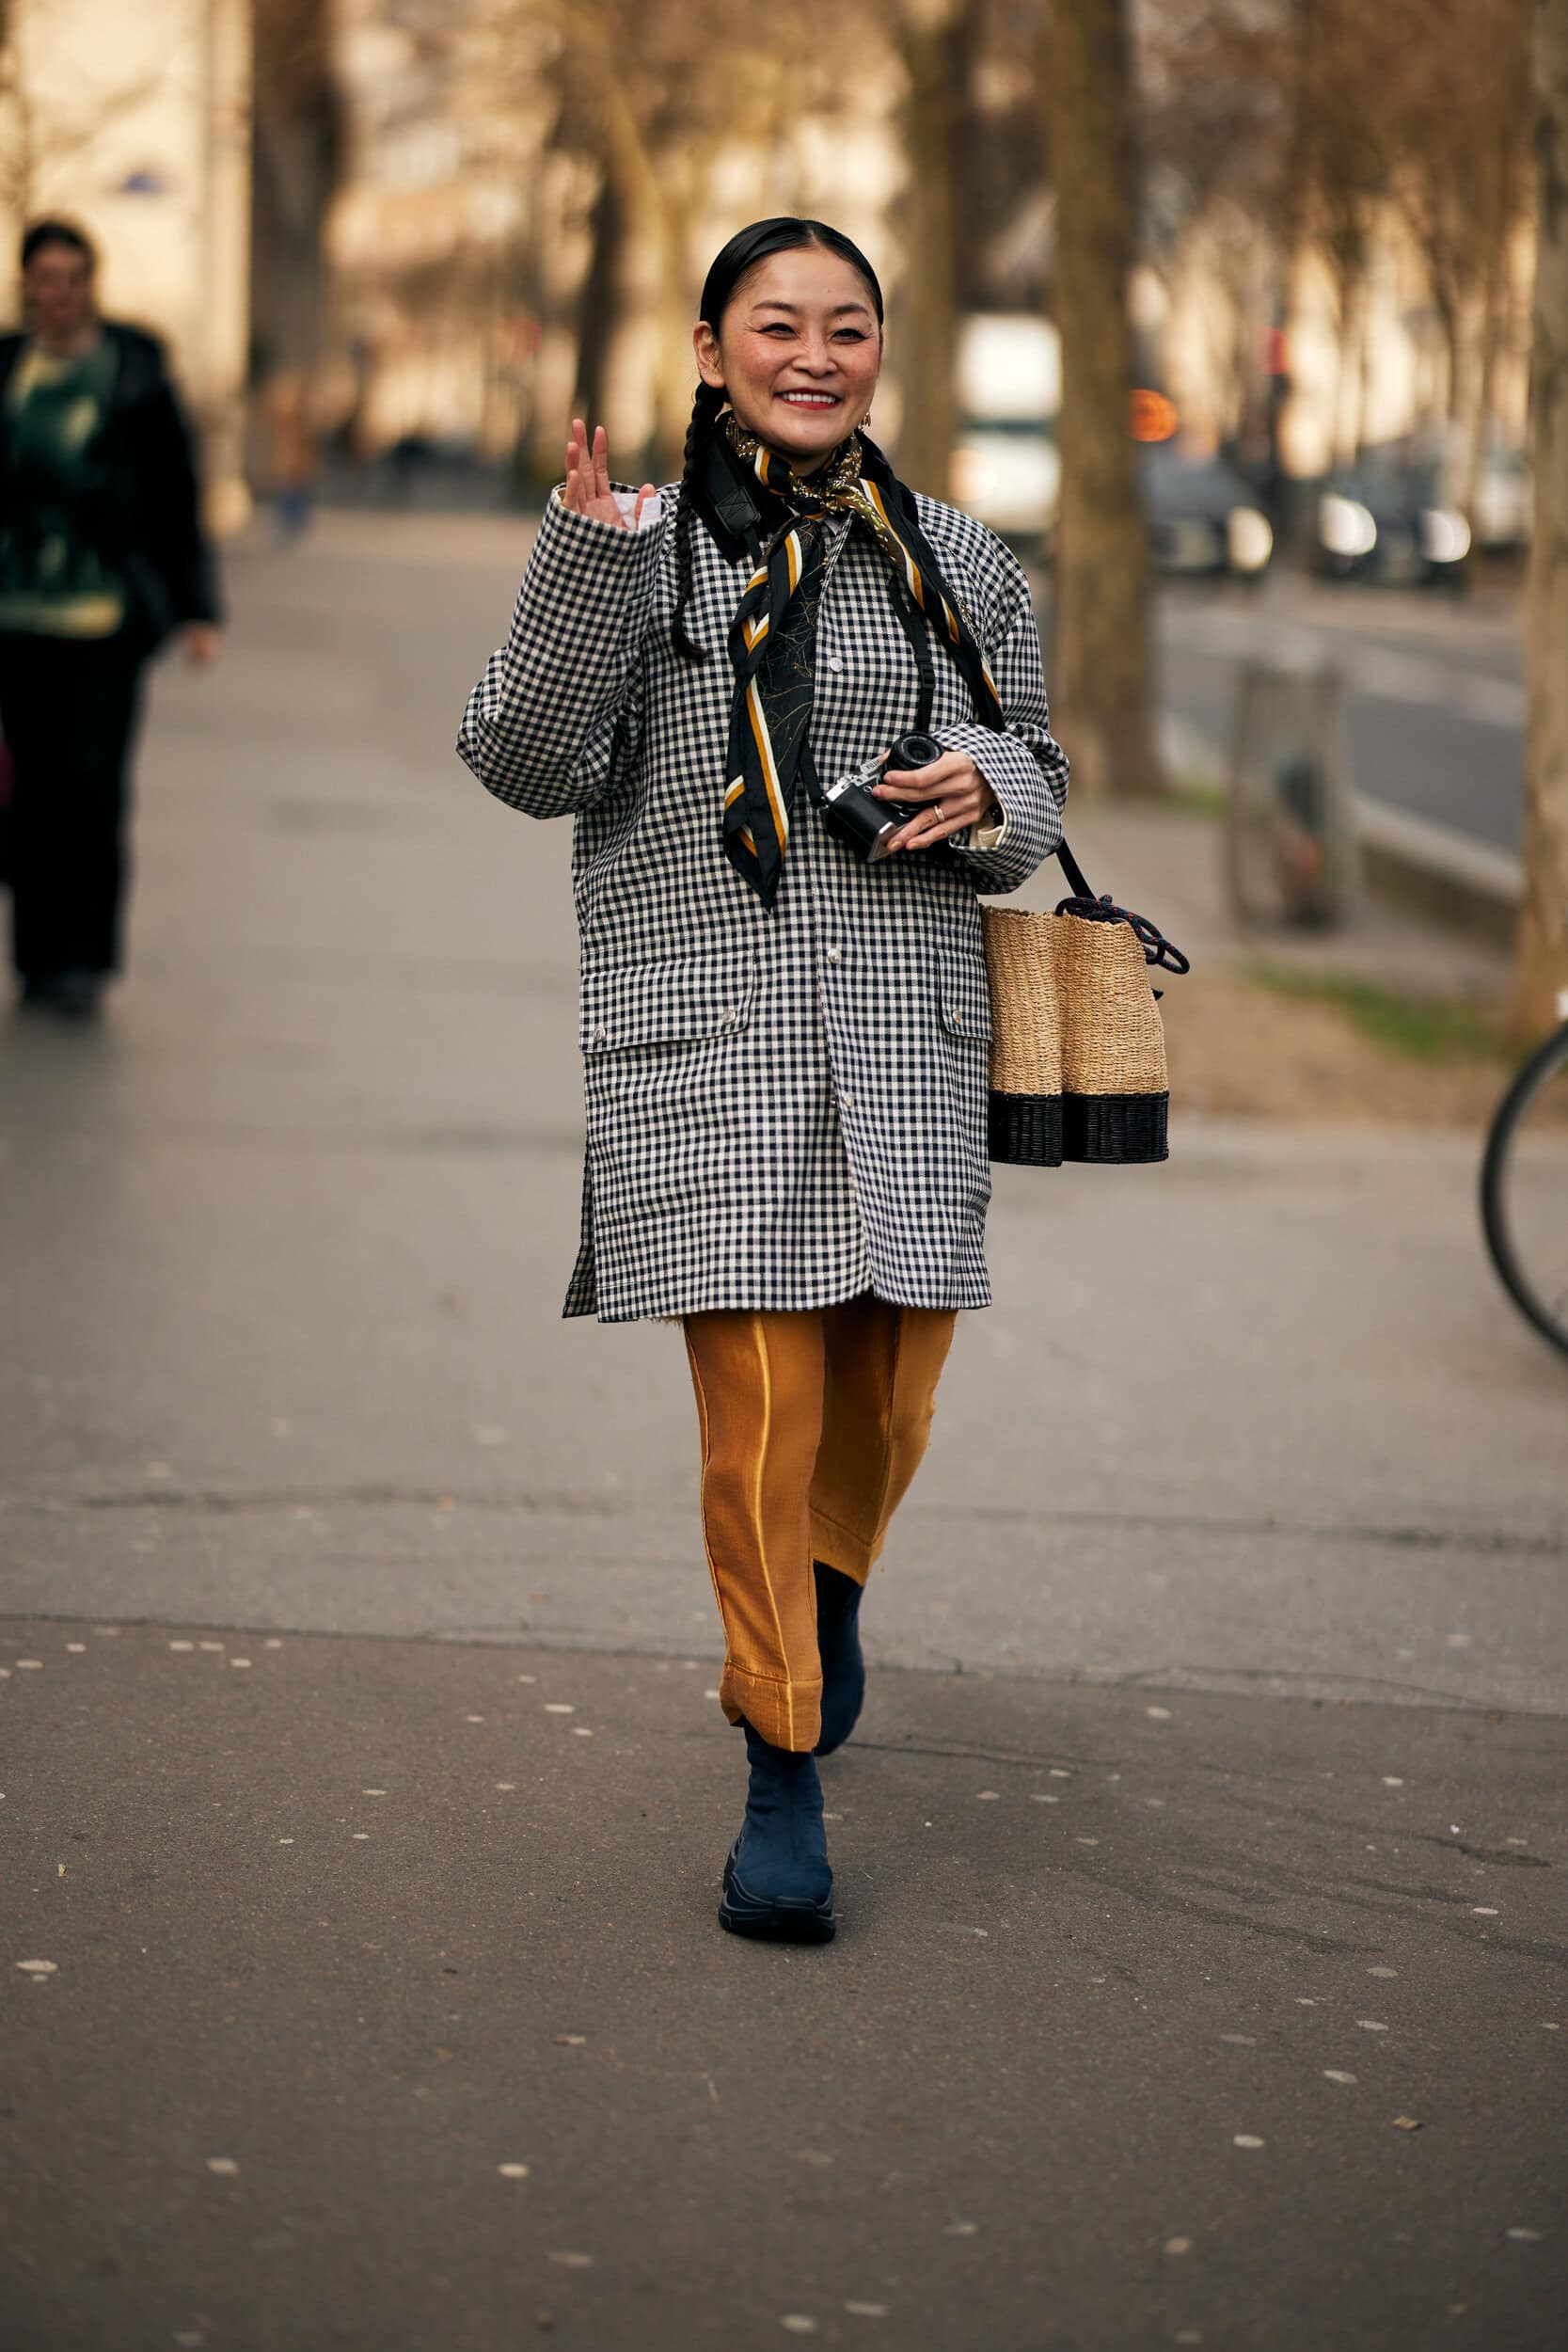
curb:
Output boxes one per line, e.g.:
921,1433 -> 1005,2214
1354,798 -> 1522,950
1159,713 -> 1523,948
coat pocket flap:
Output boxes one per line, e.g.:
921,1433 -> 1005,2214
937,946 -> 994,1041
581,952 -> 758,1052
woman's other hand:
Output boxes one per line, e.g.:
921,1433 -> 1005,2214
872,748 -> 1001,850
562,419 -> 656,531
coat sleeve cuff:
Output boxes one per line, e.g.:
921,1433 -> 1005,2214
935,720 -> 1064,893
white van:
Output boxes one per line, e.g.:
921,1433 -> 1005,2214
948,313 -> 1062,547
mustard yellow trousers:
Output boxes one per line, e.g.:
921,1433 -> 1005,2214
682,1295 -> 958,1753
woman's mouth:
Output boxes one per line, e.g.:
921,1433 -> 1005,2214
776,390 -> 841,409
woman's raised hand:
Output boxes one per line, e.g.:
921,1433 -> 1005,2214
562,418 -> 656,530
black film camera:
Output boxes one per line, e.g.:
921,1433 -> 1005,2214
820,731 -> 943,864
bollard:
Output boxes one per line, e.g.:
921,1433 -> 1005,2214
1225,660 -> 1359,930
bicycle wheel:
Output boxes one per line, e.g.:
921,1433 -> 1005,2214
1481,1022 -> 1568,1361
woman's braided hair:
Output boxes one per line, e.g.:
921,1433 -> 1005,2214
670,378 -> 726,664
670,215 -> 884,668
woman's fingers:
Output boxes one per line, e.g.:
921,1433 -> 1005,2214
874,750 -> 970,803
891,803 -> 977,851
872,751 -> 990,850
891,805 -> 968,850
562,420 -> 645,528
566,419 -> 590,509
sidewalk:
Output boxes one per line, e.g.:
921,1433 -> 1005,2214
2,512 -> 1564,2349
6,1617 -> 1564,2352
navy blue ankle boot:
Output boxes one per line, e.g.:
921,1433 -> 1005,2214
719,1721 -> 836,1943
813,1560 -> 865,1757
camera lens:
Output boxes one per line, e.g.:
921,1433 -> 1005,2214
886,732 -> 942,773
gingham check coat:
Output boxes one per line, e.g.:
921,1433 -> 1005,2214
457,484 -> 1069,1322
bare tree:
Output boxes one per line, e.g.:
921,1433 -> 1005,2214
250,0 -> 341,378
1044,0 -> 1160,798
1514,0 -> 1568,1037
478,0 -> 890,480
1388,0 -> 1532,485
0,0 -> 161,226
893,0 -> 967,499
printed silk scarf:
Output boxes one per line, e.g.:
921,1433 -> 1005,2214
693,416 -> 1006,909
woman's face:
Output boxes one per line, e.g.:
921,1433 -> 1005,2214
24,242 -> 97,347
695,245 -> 882,472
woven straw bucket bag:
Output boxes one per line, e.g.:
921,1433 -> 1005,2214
982,841 -> 1189,1168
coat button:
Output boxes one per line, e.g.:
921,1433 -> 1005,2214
828,655 -> 844,673
826,946 -> 843,965
591,1024 -> 607,1044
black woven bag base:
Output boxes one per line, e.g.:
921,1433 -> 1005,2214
989,1089 -> 1169,1168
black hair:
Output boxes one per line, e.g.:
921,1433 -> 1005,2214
22,218 -> 98,273
671,216 -> 884,665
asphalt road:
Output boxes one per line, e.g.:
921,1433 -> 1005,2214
2,513 -> 1564,2351
1152,571 -> 1526,857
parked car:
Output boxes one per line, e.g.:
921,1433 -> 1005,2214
1140,440 -> 1275,580
1465,443 -> 1531,554
1312,460 -> 1471,586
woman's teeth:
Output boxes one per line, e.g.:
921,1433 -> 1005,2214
779,392 -> 838,406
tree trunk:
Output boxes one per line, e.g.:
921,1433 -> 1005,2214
1330,245 -> 1367,468
1044,0 -> 1161,799
1463,163 -> 1512,518
1513,0 -> 1568,1035
571,161 -> 623,434
895,0 -> 965,499
1433,230 -> 1477,446
651,171 -> 700,481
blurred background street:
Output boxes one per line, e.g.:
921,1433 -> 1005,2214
3,1 -> 1568,2348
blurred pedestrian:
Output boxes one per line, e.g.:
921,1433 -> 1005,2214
0,219 -> 222,1019
460,217 -> 1069,1943
262,370 -> 318,542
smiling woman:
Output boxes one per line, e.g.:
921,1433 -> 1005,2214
697,250 -> 881,459
458,215 -> 1070,1947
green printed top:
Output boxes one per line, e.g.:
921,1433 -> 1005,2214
0,340 -> 126,637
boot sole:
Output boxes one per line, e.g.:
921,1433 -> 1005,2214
718,1852 -> 836,1945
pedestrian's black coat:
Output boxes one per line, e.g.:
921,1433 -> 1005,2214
0,321 -> 221,648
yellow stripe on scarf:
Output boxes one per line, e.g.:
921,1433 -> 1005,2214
744,681 -> 790,852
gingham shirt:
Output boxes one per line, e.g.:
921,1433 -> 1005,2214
457,483 -> 1069,1322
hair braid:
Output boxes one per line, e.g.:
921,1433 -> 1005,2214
671,379 -> 725,664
